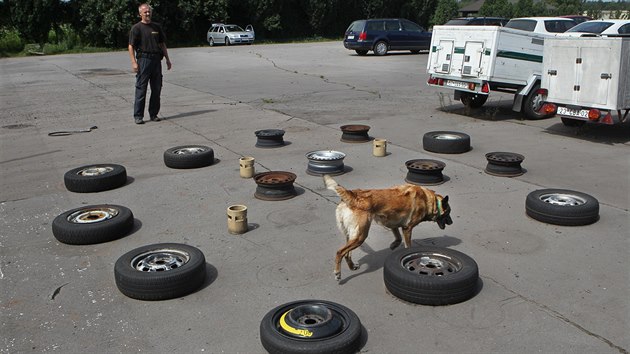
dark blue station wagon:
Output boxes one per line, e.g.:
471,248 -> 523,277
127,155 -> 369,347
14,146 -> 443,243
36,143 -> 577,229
343,18 -> 432,56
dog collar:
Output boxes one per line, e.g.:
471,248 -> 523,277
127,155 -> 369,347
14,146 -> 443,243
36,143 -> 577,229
436,198 -> 443,217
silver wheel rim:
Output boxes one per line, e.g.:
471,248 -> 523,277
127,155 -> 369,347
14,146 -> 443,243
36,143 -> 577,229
539,193 -> 586,207
67,207 -> 119,224
173,147 -> 206,155
531,93 -> 544,112
401,252 -> 462,276
131,249 -> 190,272
376,42 -> 387,55
77,166 -> 114,176
432,133 -> 461,140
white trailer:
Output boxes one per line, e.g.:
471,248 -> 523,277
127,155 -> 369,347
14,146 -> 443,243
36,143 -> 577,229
426,25 -> 555,119
540,36 -> 630,126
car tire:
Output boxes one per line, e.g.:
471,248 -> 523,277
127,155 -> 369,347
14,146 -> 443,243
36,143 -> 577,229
523,84 -> 553,120
526,189 -> 599,226
383,246 -> 479,306
459,92 -> 488,108
260,300 -> 362,354
374,41 -> 388,56
52,205 -> 134,245
225,37 -> 231,46
561,117 -> 585,127
114,243 -> 207,301
63,164 -> 127,193
209,37 -> 214,46
164,145 -> 215,169
355,50 -> 368,56
422,131 -> 471,154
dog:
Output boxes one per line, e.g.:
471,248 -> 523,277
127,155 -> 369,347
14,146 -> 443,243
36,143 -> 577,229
323,175 -> 452,280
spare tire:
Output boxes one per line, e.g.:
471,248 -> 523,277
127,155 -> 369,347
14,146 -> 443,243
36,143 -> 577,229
422,131 -> 471,154
64,164 -> 127,193
260,300 -> 362,354
114,243 -> 207,301
52,204 -> 134,245
526,189 -> 599,226
164,145 -> 215,169
384,246 -> 479,305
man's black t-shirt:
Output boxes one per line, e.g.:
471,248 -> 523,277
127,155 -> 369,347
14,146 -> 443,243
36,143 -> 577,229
129,22 -> 166,54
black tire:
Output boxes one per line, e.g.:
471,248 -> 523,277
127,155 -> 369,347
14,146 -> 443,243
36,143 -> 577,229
383,246 -> 479,306
225,37 -> 231,46
209,37 -> 214,46
523,84 -> 553,120
525,189 -> 599,226
260,300 -> 362,354
561,117 -> 585,127
114,243 -> 207,301
52,205 -> 134,245
422,131 -> 471,154
164,145 -> 215,169
63,163 -> 127,193
459,92 -> 488,108
355,49 -> 368,56
373,41 -> 388,56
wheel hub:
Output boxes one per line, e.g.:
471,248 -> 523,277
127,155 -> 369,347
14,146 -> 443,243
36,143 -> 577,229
540,193 -> 586,206
405,159 -> 446,185
279,304 -> 343,339
173,147 -> 206,155
131,249 -> 190,272
401,252 -> 461,276
77,166 -> 114,176
67,207 -> 119,224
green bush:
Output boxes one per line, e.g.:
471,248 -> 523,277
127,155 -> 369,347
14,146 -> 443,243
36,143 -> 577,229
0,29 -> 25,53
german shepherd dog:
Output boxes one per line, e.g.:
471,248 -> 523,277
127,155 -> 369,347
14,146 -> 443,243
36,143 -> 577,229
324,175 -> 452,280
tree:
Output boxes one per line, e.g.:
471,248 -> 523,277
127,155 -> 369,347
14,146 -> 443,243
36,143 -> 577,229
513,0 -> 548,18
8,0 -> 62,48
431,0 -> 459,26
549,0 -> 583,16
479,0 -> 513,18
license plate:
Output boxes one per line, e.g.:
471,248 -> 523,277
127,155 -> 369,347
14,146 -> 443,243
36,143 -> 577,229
558,106 -> 588,118
445,80 -> 468,89
347,35 -> 355,39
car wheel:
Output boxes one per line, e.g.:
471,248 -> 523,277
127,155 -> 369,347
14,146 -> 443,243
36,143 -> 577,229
355,50 -> 368,56
384,246 -> 479,305
422,131 -> 471,154
526,189 -> 599,226
114,243 -> 207,301
225,37 -> 231,46
260,300 -> 362,354
523,84 -> 553,120
374,41 -> 388,56
52,205 -> 134,245
561,117 -> 585,127
63,163 -> 127,193
209,37 -> 214,46
163,145 -> 215,169
459,92 -> 488,108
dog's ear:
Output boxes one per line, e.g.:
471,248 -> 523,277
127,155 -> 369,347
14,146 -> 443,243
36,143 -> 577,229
442,195 -> 449,204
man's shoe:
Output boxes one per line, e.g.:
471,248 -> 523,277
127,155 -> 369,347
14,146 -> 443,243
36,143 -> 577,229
134,118 -> 144,124
150,116 -> 161,122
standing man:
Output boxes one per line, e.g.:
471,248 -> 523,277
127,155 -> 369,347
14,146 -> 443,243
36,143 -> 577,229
128,3 -> 172,124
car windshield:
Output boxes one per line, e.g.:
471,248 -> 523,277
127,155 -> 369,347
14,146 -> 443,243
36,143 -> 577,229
445,19 -> 470,25
506,19 -> 536,31
346,21 -> 365,33
566,22 -> 614,33
225,25 -> 244,32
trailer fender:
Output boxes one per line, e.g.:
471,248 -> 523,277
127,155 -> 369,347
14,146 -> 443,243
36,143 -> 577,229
512,75 -> 541,112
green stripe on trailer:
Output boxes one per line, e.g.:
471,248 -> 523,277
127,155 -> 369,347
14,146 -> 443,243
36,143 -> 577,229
496,50 -> 542,63
454,47 -> 465,54
484,48 -> 491,55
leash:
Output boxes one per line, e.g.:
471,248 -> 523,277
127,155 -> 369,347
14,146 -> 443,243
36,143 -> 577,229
48,126 -> 98,137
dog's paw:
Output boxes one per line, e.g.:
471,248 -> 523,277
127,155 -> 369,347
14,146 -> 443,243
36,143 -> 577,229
389,241 -> 401,250
334,272 -> 341,281
350,263 -> 360,271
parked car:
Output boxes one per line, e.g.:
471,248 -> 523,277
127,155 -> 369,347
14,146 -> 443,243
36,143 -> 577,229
560,19 -> 630,36
444,17 -> 509,26
343,18 -> 432,56
560,15 -> 593,24
207,23 -> 254,46
505,17 -> 577,34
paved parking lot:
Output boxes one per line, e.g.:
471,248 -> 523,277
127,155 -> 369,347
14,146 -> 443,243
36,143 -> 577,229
1,42 -> 628,353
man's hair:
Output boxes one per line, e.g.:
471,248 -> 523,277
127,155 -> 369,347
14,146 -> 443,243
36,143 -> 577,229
139,3 -> 151,11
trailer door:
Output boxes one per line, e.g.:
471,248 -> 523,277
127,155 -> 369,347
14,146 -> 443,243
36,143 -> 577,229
433,40 -> 454,74
578,46 -> 613,106
461,41 -> 484,77
546,45 -> 578,102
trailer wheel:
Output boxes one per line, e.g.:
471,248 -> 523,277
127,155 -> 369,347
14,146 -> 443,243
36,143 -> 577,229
523,85 -> 553,120
459,92 -> 488,108
561,118 -> 585,127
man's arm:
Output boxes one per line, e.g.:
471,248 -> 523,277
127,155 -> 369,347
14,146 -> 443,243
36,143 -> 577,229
159,43 -> 172,70
128,44 -> 138,73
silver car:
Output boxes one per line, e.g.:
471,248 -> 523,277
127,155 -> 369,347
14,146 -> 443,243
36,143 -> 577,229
207,23 -> 254,46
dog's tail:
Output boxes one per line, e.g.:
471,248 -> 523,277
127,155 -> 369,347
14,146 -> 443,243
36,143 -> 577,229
324,175 -> 355,203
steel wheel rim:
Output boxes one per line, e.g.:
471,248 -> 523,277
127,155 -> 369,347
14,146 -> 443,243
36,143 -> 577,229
406,159 -> 445,171
67,207 -> 119,224
539,193 -> 586,207
131,249 -> 190,272
432,133 -> 461,140
275,303 -> 346,340
77,166 -> 114,176
306,150 -> 346,161
400,252 -> 462,276
375,42 -> 387,55
173,147 -> 206,155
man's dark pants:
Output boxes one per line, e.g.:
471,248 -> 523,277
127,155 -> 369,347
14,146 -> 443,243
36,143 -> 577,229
134,56 -> 162,119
